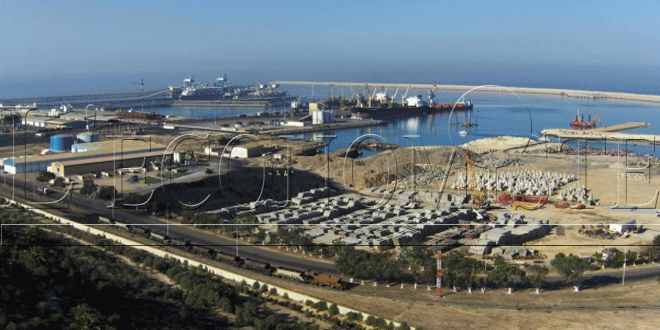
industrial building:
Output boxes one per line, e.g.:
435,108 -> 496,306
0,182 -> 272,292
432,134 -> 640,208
312,110 -> 335,124
3,140 -> 165,174
22,116 -> 86,129
231,143 -> 264,158
77,132 -> 100,143
50,150 -> 163,177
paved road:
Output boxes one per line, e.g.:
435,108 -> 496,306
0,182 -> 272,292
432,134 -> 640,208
0,176 -> 339,276
2,176 -> 660,284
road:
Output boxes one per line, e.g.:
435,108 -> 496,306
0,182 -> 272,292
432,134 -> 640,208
0,176 -> 339,276
2,175 -> 660,285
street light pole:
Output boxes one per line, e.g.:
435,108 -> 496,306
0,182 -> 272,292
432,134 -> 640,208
85,104 -> 95,131
166,203 -> 170,237
404,135 -> 419,190
317,135 -> 336,200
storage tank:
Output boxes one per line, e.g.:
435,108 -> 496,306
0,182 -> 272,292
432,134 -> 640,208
50,134 -> 75,152
77,132 -> 99,143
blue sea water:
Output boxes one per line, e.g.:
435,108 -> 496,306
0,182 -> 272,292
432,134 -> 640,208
2,61 -> 659,154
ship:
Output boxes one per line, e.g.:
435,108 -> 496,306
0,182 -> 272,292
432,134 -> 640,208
177,75 -> 235,100
172,75 -> 288,101
570,114 -> 601,130
350,94 -> 473,119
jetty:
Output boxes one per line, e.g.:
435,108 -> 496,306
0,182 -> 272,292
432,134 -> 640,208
540,122 -> 660,144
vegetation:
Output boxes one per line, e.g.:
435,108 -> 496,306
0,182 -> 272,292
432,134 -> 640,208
551,253 -> 590,291
488,256 -> 525,291
96,185 -> 117,200
79,178 -> 98,196
0,207 -> 339,330
442,252 -> 484,291
35,171 -> 55,183
51,176 -> 65,188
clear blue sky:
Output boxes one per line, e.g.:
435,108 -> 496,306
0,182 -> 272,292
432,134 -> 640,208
2,0 -> 659,77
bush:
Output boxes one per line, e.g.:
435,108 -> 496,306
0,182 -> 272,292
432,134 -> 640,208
328,303 -> 339,316
347,312 -> 363,321
314,300 -> 328,311
269,287 -> 278,295
96,185 -> 116,200
36,171 -> 55,182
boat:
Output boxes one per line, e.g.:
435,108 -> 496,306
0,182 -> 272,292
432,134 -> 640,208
458,130 -> 468,137
178,75 -> 235,100
570,113 -> 601,130
350,94 -> 473,119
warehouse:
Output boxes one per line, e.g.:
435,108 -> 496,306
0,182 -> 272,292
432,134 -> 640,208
3,140 -> 166,174
50,150 -> 164,177
231,143 -> 264,158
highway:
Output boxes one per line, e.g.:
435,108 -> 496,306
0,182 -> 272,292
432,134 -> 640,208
2,175 -> 659,285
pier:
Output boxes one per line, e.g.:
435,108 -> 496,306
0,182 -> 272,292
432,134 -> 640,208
273,81 -> 660,103
0,89 -> 295,110
541,122 -> 660,144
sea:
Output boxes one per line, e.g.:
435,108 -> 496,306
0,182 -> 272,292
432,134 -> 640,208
2,61 -> 660,155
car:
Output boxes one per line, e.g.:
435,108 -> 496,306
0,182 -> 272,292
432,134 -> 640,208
35,132 -> 44,137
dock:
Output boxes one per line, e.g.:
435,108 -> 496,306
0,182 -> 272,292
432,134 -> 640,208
540,122 -> 660,144
0,90 -> 295,110
590,122 -> 650,132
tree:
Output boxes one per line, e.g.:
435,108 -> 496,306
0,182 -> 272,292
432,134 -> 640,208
51,177 -> 65,188
488,261 -> 525,293
36,171 -> 55,183
80,179 -> 98,196
96,186 -> 116,200
328,303 -> 339,316
123,193 -> 147,206
69,303 -> 105,330
551,253 -> 589,291
527,265 -> 548,294
443,252 -> 483,292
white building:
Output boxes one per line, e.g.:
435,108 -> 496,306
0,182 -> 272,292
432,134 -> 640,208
232,143 -> 264,158
312,110 -> 335,124
609,219 -> 636,234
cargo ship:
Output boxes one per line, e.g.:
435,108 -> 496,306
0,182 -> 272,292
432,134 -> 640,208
350,94 -> 473,119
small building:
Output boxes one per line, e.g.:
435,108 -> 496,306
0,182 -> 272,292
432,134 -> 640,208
312,110 -> 335,124
609,219 -> 636,234
77,132 -> 100,143
232,143 -> 264,158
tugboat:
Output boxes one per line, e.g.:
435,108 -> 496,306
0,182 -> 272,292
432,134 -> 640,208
570,114 -> 601,130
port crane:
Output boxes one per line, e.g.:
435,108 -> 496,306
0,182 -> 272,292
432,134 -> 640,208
131,78 -> 146,112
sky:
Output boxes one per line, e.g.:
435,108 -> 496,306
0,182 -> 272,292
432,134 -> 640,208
1,1 -> 659,81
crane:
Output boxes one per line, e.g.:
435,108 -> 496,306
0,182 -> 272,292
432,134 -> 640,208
132,78 -> 146,112
429,82 -> 438,105
401,86 -> 410,105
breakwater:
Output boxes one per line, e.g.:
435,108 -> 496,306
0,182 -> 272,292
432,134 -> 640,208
274,81 -> 660,104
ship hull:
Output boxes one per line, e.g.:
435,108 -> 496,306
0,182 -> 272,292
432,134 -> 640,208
351,102 -> 473,118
